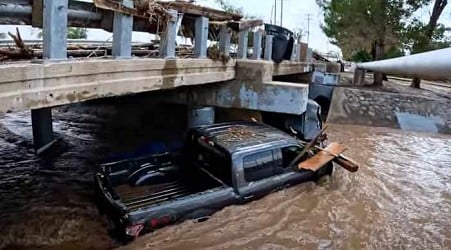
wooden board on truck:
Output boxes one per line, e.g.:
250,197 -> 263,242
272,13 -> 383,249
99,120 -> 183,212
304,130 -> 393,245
298,142 -> 348,171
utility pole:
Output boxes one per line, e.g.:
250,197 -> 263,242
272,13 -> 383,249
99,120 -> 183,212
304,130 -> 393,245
274,0 -> 277,26
306,13 -> 311,44
280,0 -> 283,26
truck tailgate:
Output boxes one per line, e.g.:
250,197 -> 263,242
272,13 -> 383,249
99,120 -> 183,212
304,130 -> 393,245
126,186 -> 238,224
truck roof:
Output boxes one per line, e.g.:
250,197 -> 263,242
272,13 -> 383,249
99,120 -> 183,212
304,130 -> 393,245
193,122 -> 298,153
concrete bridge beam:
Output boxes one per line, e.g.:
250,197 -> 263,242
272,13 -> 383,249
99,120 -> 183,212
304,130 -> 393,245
183,81 -> 309,115
161,60 -> 310,115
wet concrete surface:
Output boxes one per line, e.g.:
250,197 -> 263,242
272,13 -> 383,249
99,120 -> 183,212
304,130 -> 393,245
0,110 -> 450,249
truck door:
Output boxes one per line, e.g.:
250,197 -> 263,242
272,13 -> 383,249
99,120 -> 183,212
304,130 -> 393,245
236,149 -> 285,201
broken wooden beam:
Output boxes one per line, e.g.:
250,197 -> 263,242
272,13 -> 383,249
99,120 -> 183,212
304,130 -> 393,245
94,0 -> 243,21
157,1 -> 242,21
227,19 -> 263,31
210,19 -> 263,31
298,142 -> 348,172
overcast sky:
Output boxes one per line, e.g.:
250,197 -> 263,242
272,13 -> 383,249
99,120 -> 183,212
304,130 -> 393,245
198,0 -> 341,54
1,0 -> 450,55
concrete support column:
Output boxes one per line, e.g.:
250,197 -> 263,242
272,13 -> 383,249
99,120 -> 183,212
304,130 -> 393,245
264,35 -> 273,61
160,9 -> 179,58
194,16 -> 209,58
31,108 -> 55,154
33,0 -> 67,154
353,68 -> 367,85
237,28 -> 249,59
295,44 -> 302,62
112,0 -> 133,58
187,106 -> 215,128
306,48 -> 313,62
251,30 -> 263,60
290,43 -> 297,62
219,26 -> 231,56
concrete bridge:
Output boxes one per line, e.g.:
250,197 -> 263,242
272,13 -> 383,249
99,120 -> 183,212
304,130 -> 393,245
0,0 -> 328,154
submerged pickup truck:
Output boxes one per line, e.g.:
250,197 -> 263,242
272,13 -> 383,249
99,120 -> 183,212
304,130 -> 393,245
95,122 -> 333,241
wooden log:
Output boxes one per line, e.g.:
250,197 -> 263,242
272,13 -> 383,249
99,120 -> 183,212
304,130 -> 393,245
0,49 -> 34,60
0,28 -> 34,60
333,155 -> 359,172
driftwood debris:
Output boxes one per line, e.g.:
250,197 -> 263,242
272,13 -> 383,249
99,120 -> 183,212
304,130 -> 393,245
0,35 -> 231,61
94,0 -> 242,21
157,1 -> 242,21
210,19 -> 264,32
0,28 -> 34,60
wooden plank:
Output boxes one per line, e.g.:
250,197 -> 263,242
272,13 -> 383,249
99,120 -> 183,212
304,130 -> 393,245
298,142 -> 348,172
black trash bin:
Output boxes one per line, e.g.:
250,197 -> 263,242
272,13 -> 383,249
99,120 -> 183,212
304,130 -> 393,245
264,24 -> 294,63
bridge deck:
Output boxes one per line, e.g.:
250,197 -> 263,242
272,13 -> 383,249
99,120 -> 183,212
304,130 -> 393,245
0,58 -> 320,112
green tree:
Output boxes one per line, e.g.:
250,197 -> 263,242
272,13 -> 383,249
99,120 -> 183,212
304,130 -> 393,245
37,27 -> 88,39
319,0 -> 405,85
406,0 -> 448,88
67,27 -> 88,39
317,0 -> 426,85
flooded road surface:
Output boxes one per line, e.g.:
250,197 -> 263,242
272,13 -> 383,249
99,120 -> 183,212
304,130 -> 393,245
0,111 -> 450,249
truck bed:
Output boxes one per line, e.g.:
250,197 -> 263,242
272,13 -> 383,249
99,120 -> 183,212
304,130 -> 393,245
99,153 -> 225,211
115,180 -> 208,211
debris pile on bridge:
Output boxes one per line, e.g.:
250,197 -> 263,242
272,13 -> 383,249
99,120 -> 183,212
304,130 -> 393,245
0,0 -> 264,62
0,37 -> 230,62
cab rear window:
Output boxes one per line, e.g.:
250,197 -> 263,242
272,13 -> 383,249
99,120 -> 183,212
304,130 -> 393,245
243,145 -> 302,182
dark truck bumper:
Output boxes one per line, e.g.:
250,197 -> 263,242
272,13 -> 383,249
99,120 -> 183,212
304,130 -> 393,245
123,186 -> 238,239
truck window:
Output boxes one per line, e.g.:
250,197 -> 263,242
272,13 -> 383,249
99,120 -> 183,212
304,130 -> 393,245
196,148 -> 232,186
243,150 -> 275,182
281,146 -> 302,166
187,134 -> 232,186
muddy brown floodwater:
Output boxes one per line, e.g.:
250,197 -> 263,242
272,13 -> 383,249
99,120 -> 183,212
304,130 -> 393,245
0,111 -> 450,250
